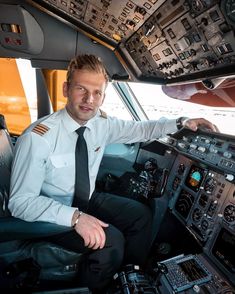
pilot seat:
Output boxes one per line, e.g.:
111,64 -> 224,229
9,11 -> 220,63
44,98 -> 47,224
0,114 -> 87,292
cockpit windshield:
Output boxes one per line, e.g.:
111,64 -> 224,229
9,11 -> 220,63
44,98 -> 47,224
129,82 -> 235,136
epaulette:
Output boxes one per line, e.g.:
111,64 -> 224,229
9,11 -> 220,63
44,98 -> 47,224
100,109 -> 107,119
32,123 -> 50,136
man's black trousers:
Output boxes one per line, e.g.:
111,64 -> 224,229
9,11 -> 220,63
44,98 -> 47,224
45,192 -> 153,290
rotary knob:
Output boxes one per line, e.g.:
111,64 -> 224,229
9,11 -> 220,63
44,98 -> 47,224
223,151 -> 232,159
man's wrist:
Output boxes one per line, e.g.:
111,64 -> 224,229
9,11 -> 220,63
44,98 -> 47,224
72,210 -> 83,227
176,117 -> 188,130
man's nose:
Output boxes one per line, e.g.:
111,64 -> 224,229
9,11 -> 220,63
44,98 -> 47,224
83,92 -> 94,103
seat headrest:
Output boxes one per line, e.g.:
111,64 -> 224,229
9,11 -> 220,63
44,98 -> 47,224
0,114 -> 13,217
0,114 -> 7,130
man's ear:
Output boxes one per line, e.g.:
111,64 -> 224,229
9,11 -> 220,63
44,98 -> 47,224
63,82 -> 68,97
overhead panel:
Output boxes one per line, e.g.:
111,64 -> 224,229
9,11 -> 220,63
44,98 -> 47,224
29,0 -> 235,83
29,0 -> 165,45
125,0 -> 235,82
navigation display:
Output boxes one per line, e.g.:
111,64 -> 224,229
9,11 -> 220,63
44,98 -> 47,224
185,165 -> 204,192
212,228 -> 235,273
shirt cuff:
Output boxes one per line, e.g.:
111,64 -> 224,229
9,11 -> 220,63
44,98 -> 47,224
56,205 -> 78,227
166,118 -> 178,133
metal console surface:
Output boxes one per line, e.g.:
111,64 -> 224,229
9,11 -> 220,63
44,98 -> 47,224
164,128 -> 235,287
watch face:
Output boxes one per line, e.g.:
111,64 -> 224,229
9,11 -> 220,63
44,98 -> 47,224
221,0 -> 235,27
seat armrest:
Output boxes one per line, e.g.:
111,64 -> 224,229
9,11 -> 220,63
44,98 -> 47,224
0,217 -> 72,242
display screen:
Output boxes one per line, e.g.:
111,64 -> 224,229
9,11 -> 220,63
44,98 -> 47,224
185,165 -> 204,192
175,189 -> 194,219
178,258 -> 208,282
212,228 -> 235,273
228,144 -> 235,152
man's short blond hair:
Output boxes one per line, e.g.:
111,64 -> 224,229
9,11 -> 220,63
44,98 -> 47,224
67,54 -> 109,85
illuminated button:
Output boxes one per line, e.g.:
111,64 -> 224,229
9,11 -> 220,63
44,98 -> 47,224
225,174 -> 234,181
112,34 -> 122,41
190,144 -> 197,149
193,285 -> 200,293
198,146 -> 206,153
210,147 -> 218,153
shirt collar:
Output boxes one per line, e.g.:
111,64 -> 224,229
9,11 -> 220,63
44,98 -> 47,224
61,108 -> 101,133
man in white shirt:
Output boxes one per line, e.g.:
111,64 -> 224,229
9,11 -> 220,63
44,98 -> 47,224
9,54 -> 218,292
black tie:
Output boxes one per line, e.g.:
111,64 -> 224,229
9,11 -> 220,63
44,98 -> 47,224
73,127 -> 90,211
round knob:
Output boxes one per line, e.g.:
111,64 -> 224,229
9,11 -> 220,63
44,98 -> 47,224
223,151 -> 232,159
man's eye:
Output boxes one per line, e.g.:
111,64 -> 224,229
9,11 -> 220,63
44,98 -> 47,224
95,91 -> 102,97
75,86 -> 86,92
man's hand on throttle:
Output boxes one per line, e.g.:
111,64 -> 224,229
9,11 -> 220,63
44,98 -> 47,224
183,118 -> 219,132
74,212 -> 109,250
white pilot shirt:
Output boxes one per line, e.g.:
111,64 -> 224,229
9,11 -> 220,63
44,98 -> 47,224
9,108 -> 178,227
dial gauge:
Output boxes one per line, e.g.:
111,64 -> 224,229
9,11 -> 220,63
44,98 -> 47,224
192,208 -> 203,222
224,204 -> 235,223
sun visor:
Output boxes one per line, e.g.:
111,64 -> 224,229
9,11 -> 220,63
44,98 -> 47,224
0,4 -> 44,54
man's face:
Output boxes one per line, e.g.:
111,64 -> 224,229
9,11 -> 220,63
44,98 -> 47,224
63,69 -> 106,125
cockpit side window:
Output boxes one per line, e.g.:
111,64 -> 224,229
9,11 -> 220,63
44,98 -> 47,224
0,58 -> 34,135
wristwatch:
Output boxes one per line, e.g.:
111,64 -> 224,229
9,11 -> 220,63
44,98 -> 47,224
176,117 -> 188,130
73,210 -> 83,227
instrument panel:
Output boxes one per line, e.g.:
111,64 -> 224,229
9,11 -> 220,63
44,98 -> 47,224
166,128 -> 235,285
29,0 -> 235,82
168,154 -> 233,242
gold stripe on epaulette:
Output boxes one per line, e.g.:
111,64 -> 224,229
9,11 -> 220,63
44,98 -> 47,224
32,124 -> 50,136
100,109 -> 107,119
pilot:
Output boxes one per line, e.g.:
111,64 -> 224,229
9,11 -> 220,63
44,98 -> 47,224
9,54 -> 218,293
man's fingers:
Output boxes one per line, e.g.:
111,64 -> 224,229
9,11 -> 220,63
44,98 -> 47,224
212,124 -> 220,132
74,213 -> 107,249
83,224 -> 106,249
98,219 -> 109,227
83,235 -> 90,247
185,118 -> 219,133
91,234 -> 102,250
88,234 -> 96,248
99,234 -> 106,249
93,225 -> 106,249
